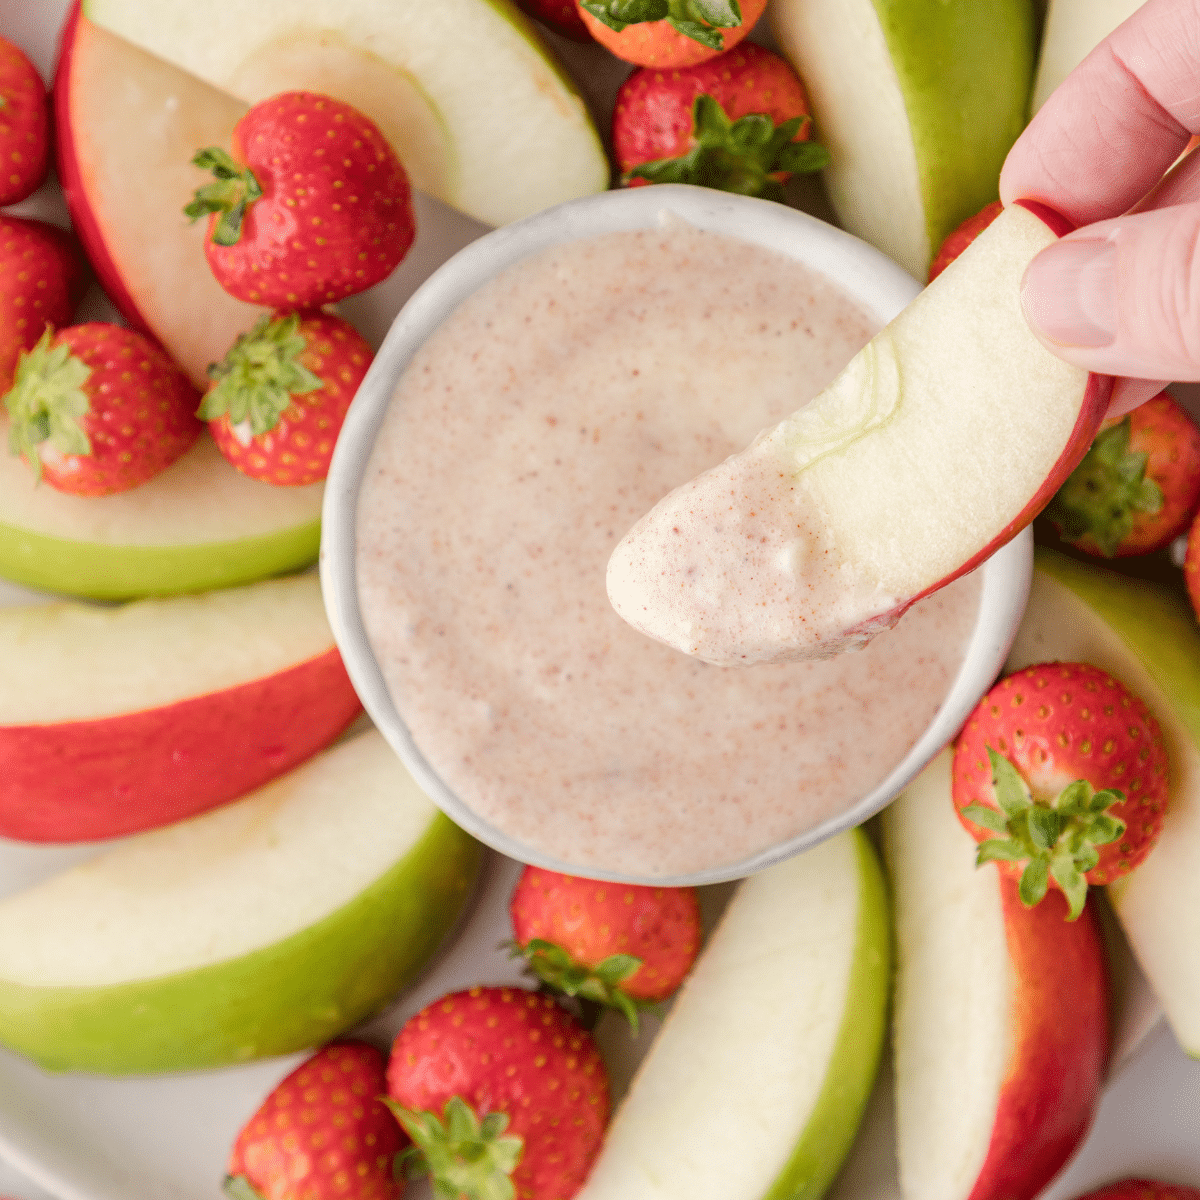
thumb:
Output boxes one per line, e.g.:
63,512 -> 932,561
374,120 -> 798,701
1020,201 -> 1200,393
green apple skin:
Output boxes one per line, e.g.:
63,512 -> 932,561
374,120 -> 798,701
1032,0 -> 1147,114
1009,548 -> 1200,1057
0,814 -> 480,1074
763,828 -> 891,1200
0,517 -> 320,601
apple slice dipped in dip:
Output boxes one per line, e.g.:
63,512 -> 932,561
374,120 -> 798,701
606,201 -> 1112,665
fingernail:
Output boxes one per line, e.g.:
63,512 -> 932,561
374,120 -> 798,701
1021,238 -> 1117,348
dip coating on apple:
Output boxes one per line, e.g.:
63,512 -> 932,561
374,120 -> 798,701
606,202 -> 1110,665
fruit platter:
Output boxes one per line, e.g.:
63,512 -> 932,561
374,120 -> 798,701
2,1 -> 1200,1199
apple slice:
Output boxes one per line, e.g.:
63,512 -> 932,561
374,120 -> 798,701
0,730 -> 481,1075
83,0 -> 609,229
0,572 -> 362,842
54,5 -> 267,390
575,828 -> 889,1200
769,0 -> 1035,280
0,429 -> 322,600
883,749 -> 1108,1200
1007,548 -> 1200,1057
606,201 -> 1110,665
1031,0 -> 1147,115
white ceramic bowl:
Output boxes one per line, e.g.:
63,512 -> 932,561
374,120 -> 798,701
321,183 -> 1032,885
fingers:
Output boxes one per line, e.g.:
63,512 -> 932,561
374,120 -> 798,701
1021,201 -> 1200,385
1001,0 -> 1200,225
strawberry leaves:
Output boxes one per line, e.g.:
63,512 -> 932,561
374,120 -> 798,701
385,1096 -> 524,1200
184,147 -> 264,247
581,0 -> 742,48
510,938 -> 645,1031
626,94 -> 829,201
963,748 -> 1126,920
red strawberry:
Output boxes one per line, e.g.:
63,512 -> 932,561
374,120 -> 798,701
952,662 -> 1169,919
3,323 -> 201,496
0,36 -> 49,206
1074,1184 -> 1200,1200
225,1041 -> 404,1200
613,44 -> 828,202
385,987 -> 609,1200
927,199 -> 1003,282
0,214 -> 88,392
509,867 -> 701,1028
185,92 -> 415,309
1044,391 -> 1200,557
517,0 -> 595,41
576,0 -> 766,67
200,310 -> 372,486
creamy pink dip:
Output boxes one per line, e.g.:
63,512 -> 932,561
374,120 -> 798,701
356,225 -> 981,878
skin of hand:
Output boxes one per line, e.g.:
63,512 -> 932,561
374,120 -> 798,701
1001,0 -> 1200,417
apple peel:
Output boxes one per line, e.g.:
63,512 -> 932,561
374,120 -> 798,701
606,200 -> 1112,665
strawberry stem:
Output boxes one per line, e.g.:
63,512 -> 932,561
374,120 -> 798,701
963,747 -> 1126,920
199,313 -> 323,435
185,147 -> 264,246
3,328 -> 92,483
509,938 -> 644,1033
582,0 -> 741,47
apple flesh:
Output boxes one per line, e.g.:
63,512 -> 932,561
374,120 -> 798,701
574,828 -> 889,1200
606,202 -> 1110,665
0,429 -> 322,600
884,749 -> 1108,1200
769,0 -> 1035,281
54,4 -> 267,391
1007,548 -> 1200,1058
82,0 -> 609,228
0,572 -> 362,842
0,730 -> 481,1075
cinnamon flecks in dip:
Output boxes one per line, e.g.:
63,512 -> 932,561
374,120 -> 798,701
356,225 -> 982,878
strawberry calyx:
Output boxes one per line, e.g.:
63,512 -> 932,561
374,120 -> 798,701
199,313 -> 323,436
184,147 -> 265,247
3,327 -> 92,483
509,938 -> 644,1032
384,1095 -> 523,1200
963,747 -> 1126,921
221,1176 -> 266,1200
581,0 -> 742,49
1043,416 -> 1164,556
626,95 -> 829,201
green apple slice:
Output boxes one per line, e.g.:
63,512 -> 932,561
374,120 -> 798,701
0,430 -> 321,599
1031,0 -> 1147,114
82,0 -> 608,228
1007,548 -> 1200,1057
0,730 -> 481,1074
575,829 -> 889,1200
770,0 -> 1036,280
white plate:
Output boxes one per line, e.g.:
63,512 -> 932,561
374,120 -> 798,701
0,4 -> 1197,1199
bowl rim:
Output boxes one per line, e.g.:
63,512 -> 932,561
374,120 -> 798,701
321,183 -> 1033,885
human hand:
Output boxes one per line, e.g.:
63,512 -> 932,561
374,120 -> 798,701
1001,0 -> 1200,417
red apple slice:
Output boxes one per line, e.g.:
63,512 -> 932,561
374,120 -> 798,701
884,749 -> 1108,1200
54,2 -> 267,389
0,572 -> 361,842
606,201 -> 1112,665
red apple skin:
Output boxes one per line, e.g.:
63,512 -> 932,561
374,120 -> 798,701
967,875 -> 1108,1200
53,2 -> 154,336
0,647 -> 362,842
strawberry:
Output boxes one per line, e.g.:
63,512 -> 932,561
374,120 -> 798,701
576,0 -> 766,68
199,310 -> 371,486
613,44 -> 828,202
0,36 -> 50,206
927,199 -> 1003,282
1044,391 -> 1200,558
185,92 -> 415,310
385,986 -> 609,1200
1074,1183 -> 1200,1200
0,214 -> 88,392
3,323 -> 201,496
224,1041 -> 405,1200
517,0 -> 595,41
952,662 -> 1169,920
508,867 -> 701,1028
